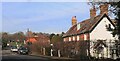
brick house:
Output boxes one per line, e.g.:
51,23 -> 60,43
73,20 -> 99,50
63,4 -> 117,41
26,30 -> 50,44
63,4 -> 118,59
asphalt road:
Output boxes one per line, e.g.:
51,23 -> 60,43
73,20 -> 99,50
2,54 -> 51,61
1,50 -> 51,61
2,50 -> 75,61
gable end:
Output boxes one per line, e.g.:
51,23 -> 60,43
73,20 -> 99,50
90,14 -> 115,33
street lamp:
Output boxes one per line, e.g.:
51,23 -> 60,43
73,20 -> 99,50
50,44 -> 53,56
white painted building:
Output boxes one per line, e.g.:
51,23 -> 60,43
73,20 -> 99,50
63,4 -> 118,59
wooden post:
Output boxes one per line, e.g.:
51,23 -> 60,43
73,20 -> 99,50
43,48 -> 46,55
41,48 -> 42,55
51,49 -> 53,56
58,50 -> 61,57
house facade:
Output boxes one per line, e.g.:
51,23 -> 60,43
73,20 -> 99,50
26,29 -> 50,44
63,4 -> 118,59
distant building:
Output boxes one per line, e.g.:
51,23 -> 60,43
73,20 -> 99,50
26,30 -> 50,44
26,37 -> 38,43
63,4 -> 118,59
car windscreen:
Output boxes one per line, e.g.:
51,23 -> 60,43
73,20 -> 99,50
19,47 -> 27,50
12,46 -> 17,49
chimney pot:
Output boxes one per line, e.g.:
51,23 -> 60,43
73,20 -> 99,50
90,6 -> 96,18
72,16 -> 77,26
100,4 -> 108,15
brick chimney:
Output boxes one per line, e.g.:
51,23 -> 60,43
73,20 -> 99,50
100,4 -> 108,15
90,6 -> 96,18
72,16 -> 77,26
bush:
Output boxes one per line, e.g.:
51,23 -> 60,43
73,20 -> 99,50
45,46 -> 51,56
28,41 -> 51,55
1,39 -> 7,49
28,40 -> 90,58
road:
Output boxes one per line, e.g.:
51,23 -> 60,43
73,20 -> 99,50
2,49 -> 75,61
2,54 -> 51,61
1,50 -> 52,61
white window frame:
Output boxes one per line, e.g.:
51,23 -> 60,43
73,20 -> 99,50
73,36 -> 75,41
77,36 -> 79,41
77,23 -> 81,30
69,37 -> 71,41
64,38 -> 66,42
84,34 -> 87,40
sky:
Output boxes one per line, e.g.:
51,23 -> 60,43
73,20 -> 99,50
1,0 -> 119,2
2,2 -> 92,34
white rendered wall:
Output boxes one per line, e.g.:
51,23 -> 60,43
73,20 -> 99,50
90,17 -> 115,40
90,17 -> 116,58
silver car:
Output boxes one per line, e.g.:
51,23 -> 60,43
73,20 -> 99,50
10,46 -> 18,52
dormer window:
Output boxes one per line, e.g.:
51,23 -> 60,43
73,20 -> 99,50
77,23 -> 80,30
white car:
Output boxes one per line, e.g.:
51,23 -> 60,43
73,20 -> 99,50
10,46 -> 18,52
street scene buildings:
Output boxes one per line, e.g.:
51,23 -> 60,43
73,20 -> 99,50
63,4 -> 119,59
1,1 -> 120,61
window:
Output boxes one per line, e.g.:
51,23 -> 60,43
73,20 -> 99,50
64,38 -> 66,42
84,34 -> 87,40
77,23 -> 81,30
73,36 -> 75,41
69,37 -> 71,41
77,36 -> 79,41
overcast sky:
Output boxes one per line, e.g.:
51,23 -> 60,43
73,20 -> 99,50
2,2 -> 93,34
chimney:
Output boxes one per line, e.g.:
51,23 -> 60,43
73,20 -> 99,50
100,4 -> 108,15
72,16 -> 77,26
90,6 -> 96,18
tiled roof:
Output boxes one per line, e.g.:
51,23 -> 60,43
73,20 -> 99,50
26,37 -> 37,43
63,14 -> 114,37
26,33 -> 50,43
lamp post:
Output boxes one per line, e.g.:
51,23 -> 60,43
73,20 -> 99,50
50,44 -> 53,56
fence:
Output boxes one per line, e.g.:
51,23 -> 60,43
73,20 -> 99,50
89,40 -> 120,59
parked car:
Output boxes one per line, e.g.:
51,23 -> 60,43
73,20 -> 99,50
18,46 -> 29,55
10,46 -> 18,52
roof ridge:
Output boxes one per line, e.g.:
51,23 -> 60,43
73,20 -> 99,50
64,14 -> 107,37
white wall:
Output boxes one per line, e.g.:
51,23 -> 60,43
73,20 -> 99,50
89,17 -> 117,59
90,17 -> 115,40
